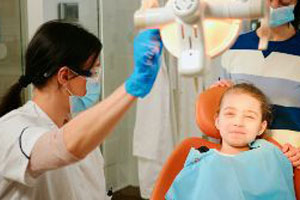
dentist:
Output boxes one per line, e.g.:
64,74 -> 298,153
0,20 -> 162,200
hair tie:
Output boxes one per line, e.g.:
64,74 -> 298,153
18,75 -> 31,88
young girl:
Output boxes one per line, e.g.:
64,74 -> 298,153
211,0 -> 300,168
166,83 -> 296,200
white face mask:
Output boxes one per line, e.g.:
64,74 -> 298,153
269,5 -> 295,27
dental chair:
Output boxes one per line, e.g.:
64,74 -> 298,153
151,86 -> 300,200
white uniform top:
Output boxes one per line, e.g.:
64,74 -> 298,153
0,101 -> 108,200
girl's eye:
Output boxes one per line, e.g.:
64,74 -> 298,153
245,115 -> 255,120
224,112 -> 235,116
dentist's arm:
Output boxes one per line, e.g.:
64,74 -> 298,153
63,84 -> 135,158
28,85 -> 135,176
28,30 -> 163,176
63,29 -> 163,158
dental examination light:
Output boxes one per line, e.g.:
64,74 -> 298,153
134,0 -> 270,77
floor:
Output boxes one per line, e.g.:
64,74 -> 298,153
112,186 -> 147,200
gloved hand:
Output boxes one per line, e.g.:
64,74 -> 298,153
125,29 -> 163,98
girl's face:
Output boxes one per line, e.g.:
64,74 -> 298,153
215,92 -> 267,151
269,0 -> 297,8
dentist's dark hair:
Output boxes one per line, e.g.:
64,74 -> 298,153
0,20 -> 102,117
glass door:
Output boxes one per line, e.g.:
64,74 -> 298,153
0,0 -> 26,102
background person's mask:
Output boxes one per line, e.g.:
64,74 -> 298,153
269,5 -> 295,27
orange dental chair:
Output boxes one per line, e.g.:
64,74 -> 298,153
151,86 -> 300,200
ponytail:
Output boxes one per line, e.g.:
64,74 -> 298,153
0,83 -> 23,117
0,76 -> 31,117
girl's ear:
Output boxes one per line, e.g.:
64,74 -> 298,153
258,120 -> 267,136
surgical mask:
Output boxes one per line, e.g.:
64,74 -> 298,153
269,5 -> 295,27
66,77 -> 101,118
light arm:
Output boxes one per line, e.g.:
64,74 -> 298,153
63,85 -> 136,158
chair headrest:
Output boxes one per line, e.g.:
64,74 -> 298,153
195,86 -> 228,139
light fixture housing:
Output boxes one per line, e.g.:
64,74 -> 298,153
134,0 -> 269,77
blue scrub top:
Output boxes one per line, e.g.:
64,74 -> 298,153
166,139 -> 295,200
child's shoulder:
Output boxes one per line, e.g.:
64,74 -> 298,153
250,139 -> 280,151
250,139 -> 274,148
249,139 -> 289,161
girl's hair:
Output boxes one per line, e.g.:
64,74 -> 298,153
218,83 -> 272,127
292,1 -> 300,30
0,20 -> 102,117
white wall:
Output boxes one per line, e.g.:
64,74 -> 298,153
27,0 -> 44,39
43,0 -> 98,36
28,0 -> 99,37
101,0 -> 141,190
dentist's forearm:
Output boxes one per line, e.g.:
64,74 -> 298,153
63,84 -> 136,158
63,28 -> 162,159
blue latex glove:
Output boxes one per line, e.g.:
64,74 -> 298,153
125,29 -> 163,98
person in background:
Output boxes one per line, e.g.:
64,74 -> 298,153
133,0 -> 176,199
0,20 -> 162,200
210,0 -> 300,169
166,83 -> 295,200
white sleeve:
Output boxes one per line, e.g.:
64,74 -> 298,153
28,129 -> 80,178
0,126 -> 47,186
